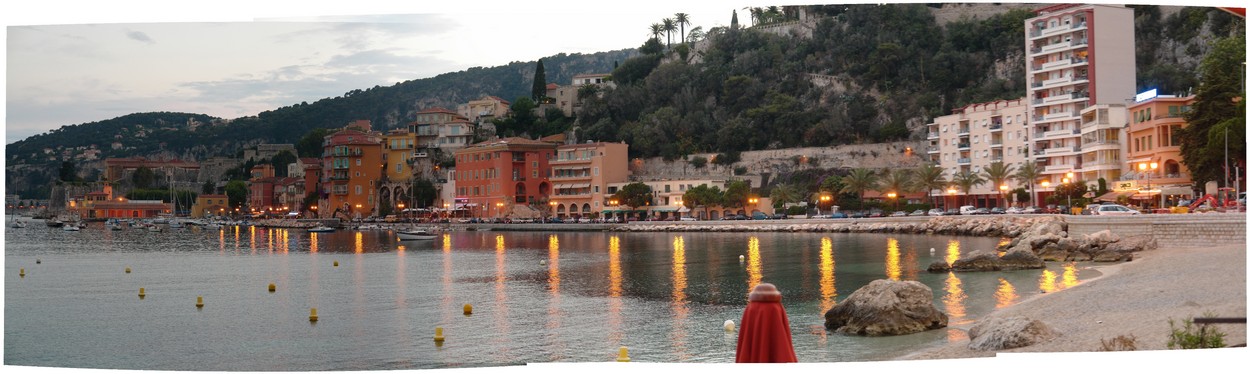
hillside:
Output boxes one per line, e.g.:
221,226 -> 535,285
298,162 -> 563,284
5,4 -> 1242,200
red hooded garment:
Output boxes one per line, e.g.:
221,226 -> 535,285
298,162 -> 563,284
735,283 -> 798,363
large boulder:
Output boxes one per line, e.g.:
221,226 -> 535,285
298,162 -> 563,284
823,279 -> 949,336
950,250 -> 1002,271
999,247 -> 1045,269
967,316 -> 1058,351
926,260 -> 951,273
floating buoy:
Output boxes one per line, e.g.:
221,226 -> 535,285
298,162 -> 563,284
36,259 -> 41,264
138,287 -> 146,299
930,247 -> 936,254
125,267 -> 131,274
268,283 -> 276,293
333,261 -> 339,267
433,327 -> 445,343
309,308 -> 319,322
196,296 -> 204,308
463,304 -> 473,315
19,268 -> 25,278
724,320 -> 736,332
616,346 -> 631,362
540,259 -> 547,266
739,255 -> 745,262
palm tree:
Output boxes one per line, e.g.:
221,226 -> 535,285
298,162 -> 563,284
662,18 -> 676,48
951,170 -> 987,207
878,169 -> 912,211
839,168 -> 879,206
649,23 -> 664,41
911,163 -> 947,208
674,13 -> 690,44
769,183 -> 799,211
1013,161 -> 1042,207
980,161 -> 1015,208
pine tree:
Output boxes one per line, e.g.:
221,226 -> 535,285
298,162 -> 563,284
531,59 -> 547,102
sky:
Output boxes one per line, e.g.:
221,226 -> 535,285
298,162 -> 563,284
3,0 -> 763,144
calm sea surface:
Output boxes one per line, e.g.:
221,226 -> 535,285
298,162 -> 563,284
4,217 -> 1094,370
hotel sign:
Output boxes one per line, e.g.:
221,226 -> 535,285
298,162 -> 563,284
1134,89 -> 1158,103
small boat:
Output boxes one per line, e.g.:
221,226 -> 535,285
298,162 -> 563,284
168,220 -> 186,229
11,220 -> 26,228
109,223 -> 125,230
308,225 -> 335,233
46,219 -> 65,228
147,225 -> 162,232
62,224 -> 81,231
396,229 -> 438,240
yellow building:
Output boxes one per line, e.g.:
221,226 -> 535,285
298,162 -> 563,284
382,129 -> 417,183
191,194 -> 230,218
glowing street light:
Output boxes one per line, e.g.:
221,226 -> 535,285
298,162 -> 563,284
999,184 -> 1009,208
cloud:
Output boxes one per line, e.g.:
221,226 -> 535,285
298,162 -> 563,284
126,30 -> 155,44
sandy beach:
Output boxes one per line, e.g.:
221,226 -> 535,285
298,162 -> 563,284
903,243 -> 1248,360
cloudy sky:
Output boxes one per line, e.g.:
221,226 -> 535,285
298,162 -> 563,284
4,0 -> 761,144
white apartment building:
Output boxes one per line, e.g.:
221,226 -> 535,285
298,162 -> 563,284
926,98 -> 1030,206
1025,3 -> 1135,192
1077,104 -> 1129,187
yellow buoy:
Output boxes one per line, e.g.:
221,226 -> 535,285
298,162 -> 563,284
309,308 -> 319,322
739,255 -> 745,262
463,304 -> 473,315
196,296 -> 204,308
138,287 -> 146,299
125,267 -> 131,274
268,283 -> 276,293
616,346 -> 631,362
433,327 -> 445,343
20,268 -> 25,278
724,319 -> 736,332
333,261 -> 339,267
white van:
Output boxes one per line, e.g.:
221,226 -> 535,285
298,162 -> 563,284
959,205 -> 978,215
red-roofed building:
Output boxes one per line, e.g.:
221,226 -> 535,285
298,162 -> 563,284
321,123 -> 384,219
410,107 -> 474,152
103,157 -> 200,182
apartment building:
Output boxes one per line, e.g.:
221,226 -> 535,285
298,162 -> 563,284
1076,103 -> 1128,188
548,142 -> 629,219
382,129 -> 417,183
550,73 -> 615,117
410,108 -> 475,152
925,98 -> 1030,205
457,95 -> 510,124
1125,93 -> 1196,205
1025,3 -> 1135,191
321,124 -> 383,219
605,179 -> 733,220
452,137 -> 557,218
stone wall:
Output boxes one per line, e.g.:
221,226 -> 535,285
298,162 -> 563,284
1066,214 -> 1246,249
630,141 -> 927,184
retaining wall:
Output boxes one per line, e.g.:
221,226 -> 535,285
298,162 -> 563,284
1065,213 -> 1246,249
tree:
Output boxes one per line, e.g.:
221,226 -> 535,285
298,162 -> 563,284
690,155 -> 708,169
682,184 -> 723,219
612,182 -> 653,211
650,23 -> 663,40
411,179 -> 438,208
911,163 -> 947,207
532,59 -> 547,102
225,180 -> 247,210
58,161 -> 78,182
879,168 -> 912,196
1013,161 -> 1042,208
980,161 -> 1015,207
132,166 -> 157,189
675,13 -> 690,44
295,128 -> 333,158
840,168 -> 879,202
723,180 -> 751,208
1179,36 -> 1246,187
201,180 -> 215,195
951,170 -> 987,207
662,18 -> 676,48
769,183 -> 800,209
269,150 -> 297,178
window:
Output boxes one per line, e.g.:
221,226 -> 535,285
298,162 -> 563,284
594,167 -> 599,176
355,185 -> 362,195
356,159 -> 361,166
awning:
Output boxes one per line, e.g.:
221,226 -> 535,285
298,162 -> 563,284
678,206 -> 690,213
1094,191 -> 1135,202
1126,157 -> 1152,164
1131,191 -> 1160,200
1160,186 -> 1194,196
571,183 -> 591,188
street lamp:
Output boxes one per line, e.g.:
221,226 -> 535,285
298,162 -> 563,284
999,184 -> 1009,208
495,202 -> 504,219
947,187 -> 957,210
886,191 -> 898,212
1139,161 -> 1158,210
549,200 -> 557,222
1061,177 -> 1071,214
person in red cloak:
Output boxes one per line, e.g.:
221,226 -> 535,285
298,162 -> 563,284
735,283 -> 797,363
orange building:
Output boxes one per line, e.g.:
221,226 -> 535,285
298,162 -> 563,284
191,194 -> 230,218
549,142 -> 629,219
453,137 -> 557,218
1126,92 -> 1196,205
321,123 -> 384,219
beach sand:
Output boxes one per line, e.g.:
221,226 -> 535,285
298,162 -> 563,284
902,243 -> 1247,360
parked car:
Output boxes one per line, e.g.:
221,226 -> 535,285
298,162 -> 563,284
989,207 -> 1006,214
973,208 -> 990,215
770,213 -> 788,220
849,212 -> 867,219
829,212 -> 848,219
679,217 -> 697,221
909,209 -> 927,216
1021,206 -> 1039,214
945,208 -> 961,215
891,211 -> 908,217
868,211 -> 884,218
1005,207 -> 1022,214
928,208 -> 945,216
1082,204 -> 1102,215
1094,204 -> 1140,215
752,212 -> 769,220
959,205 -> 978,215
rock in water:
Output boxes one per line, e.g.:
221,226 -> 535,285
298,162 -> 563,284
926,260 -> 951,273
967,316 -> 1057,351
823,279 -> 948,336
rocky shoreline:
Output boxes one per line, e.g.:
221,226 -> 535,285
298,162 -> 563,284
614,216 -> 1057,238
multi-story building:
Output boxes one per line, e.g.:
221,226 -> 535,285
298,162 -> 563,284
382,129 -> 417,183
1126,92 -> 1196,206
1076,103 -> 1128,188
247,165 -> 276,212
296,158 -> 322,215
925,98 -> 1030,207
191,194 -> 229,218
410,108 -> 475,153
548,142 -> 629,219
321,123 -> 384,219
457,95 -> 511,124
1025,3 -> 1135,191
551,73 -> 614,117
605,178 -> 735,220
103,157 -> 200,184
452,137 -> 557,219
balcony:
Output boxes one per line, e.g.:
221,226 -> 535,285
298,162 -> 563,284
990,140 -> 1003,147
512,176 -> 526,181
1043,164 -> 1075,173
957,142 -> 970,149
989,123 -> 1003,131
956,158 -> 971,165
957,127 -> 970,135
330,173 -> 350,181
927,132 -> 939,139
413,152 -> 428,158
926,146 -> 940,153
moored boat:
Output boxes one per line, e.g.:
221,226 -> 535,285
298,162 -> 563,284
396,228 -> 438,240
308,225 -> 335,233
